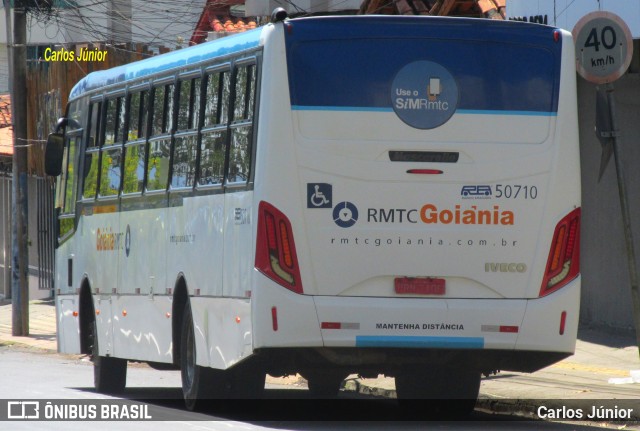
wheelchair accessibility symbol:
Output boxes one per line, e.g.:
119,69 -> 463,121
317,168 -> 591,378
333,201 -> 358,228
307,183 -> 332,209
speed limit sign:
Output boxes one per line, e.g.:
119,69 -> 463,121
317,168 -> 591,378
573,11 -> 633,84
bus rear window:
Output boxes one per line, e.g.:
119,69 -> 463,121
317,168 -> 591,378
285,20 -> 561,143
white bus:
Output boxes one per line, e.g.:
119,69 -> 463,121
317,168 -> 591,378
46,12 -> 581,413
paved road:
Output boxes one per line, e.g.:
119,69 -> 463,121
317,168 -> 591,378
1,345 -> 637,431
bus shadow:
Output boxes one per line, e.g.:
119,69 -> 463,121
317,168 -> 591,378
577,327 -> 636,349
72,386 -> 554,423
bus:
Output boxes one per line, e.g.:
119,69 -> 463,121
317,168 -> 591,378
46,12 -> 581,413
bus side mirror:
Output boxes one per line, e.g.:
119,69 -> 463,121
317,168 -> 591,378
44,132 -> 64,177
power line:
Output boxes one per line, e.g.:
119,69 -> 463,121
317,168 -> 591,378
26,0 -> 204,50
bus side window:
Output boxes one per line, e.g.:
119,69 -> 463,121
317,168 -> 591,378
82,101 -> 101,200
177,79 -> 191,131
228,64 -> 256,185
122,143 -> 146,194
122,91 -> 147,195
98,97 -> 125,197
147,84 -> 173,192
62,136 -> 81,214
172,78 -> 200,189
128,91 -> 147,141
199,71 -> 229,187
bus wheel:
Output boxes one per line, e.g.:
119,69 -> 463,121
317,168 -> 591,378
304,371 -> 347,398
91,319 -> 127,394
180,301 -> 224,410
395,368 -> 480,418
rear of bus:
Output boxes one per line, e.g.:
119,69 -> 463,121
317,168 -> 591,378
252,16 -> 580,396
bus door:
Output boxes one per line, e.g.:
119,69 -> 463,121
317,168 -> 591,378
55,130 -> 82,352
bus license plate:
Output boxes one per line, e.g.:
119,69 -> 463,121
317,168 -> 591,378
394,277 -> 445,295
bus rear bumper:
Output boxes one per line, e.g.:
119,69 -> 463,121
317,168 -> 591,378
315,277 -> 580,354
254,275 -> 580,359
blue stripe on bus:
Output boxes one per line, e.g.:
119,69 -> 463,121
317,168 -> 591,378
291,106 -> 558,117
285,16 -> 561,115
355,335 -> 485,349
70,29 -> 262,99
457,109 -> 557,117
291,106 -> 393,112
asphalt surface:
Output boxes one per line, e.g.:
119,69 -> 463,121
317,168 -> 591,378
1,299 -> 639,425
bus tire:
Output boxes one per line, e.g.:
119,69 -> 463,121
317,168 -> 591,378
92,319 -> 127,394
180,300 -> 225,410
395,368 -> 479,418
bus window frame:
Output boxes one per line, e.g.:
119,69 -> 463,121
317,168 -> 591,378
97,90 -> 127,201
169,70 -> 203,192
145,76 -> 176,195
224,56 -> 258,192
121,86 -> 151,198
197,63 -> 231,192
58,129 -> 84,244
80,99 -> 103,203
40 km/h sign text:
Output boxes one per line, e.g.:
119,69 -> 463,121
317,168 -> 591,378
573,11 -> 633,84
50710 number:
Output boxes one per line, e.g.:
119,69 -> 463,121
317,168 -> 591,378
494,184 -> 538,200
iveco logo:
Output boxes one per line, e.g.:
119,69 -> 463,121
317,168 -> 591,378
485,263 -> 527,273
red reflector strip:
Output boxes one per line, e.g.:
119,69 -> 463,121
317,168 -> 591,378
406,169 -> 443,175
395,277 -> 445,295
321,322 -> 341,329
271,307 -> 278,331
481,325 -> 519,333
321,322 -> 360,330
559,311 -> 567,335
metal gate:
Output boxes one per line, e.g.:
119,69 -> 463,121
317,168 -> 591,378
0,175 -> 56,299
36,177 -> 55,292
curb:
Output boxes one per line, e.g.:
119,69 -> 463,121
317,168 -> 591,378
0,338 -> 57,353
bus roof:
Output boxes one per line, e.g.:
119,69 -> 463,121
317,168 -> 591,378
284,14 -> 562,42
69,28 -> 262,100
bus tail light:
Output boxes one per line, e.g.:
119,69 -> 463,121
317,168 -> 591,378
540,208 -> 581,297
256,201 -> 303,294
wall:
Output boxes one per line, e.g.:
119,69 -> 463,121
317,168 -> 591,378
578,70 -> 640,331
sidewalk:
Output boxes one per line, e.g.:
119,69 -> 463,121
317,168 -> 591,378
0,299 -> 57,351
1,299 -> 640,421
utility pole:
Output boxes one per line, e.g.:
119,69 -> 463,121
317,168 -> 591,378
3,0 -> 13,302
10,0 -> 29,336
